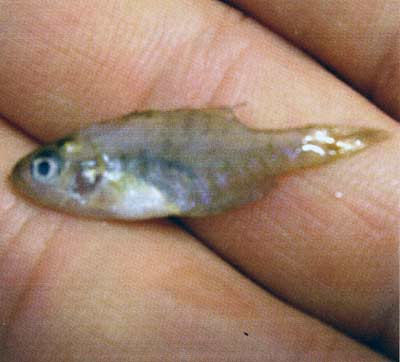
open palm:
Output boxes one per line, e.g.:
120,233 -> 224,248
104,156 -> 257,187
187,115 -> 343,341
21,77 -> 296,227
0,1 -> 398,361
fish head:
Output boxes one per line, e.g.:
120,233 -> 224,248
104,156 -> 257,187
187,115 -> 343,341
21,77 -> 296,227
11,136 -> 100,214
11,136 -> 181,219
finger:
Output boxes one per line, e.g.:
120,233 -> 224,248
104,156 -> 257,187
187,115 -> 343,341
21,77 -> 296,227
0,0 -> 397,141
224,0 -> 400,121
0,121 -> 387,361
0,0 -> 398,358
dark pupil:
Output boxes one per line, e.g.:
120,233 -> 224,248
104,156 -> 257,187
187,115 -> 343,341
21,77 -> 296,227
37,160 -> 51,176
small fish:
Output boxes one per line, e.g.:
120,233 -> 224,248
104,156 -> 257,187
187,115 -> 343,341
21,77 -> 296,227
11,107 -> 387,220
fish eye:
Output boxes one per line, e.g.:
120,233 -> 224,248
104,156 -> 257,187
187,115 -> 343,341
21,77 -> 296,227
31,154 -> 60,183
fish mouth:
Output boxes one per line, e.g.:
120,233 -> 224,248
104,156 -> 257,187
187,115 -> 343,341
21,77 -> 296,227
10,159 -> 26,188
9,157 -> 39,201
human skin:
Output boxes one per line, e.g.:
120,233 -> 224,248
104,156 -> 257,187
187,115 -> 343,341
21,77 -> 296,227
0,1 -> 398,361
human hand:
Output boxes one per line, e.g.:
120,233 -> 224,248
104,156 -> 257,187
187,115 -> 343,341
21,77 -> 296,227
0,1 -> 398,361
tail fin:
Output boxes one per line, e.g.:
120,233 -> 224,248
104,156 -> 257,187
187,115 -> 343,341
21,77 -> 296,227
267,125 -> 389,175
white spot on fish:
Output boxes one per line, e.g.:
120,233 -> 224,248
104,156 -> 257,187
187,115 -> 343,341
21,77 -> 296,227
301,144 -> 326,156
336,139 -> 364,153
303,130 -> 335,145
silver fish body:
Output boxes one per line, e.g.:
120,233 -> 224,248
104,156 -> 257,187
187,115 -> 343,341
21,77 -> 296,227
11,108 -> 387,219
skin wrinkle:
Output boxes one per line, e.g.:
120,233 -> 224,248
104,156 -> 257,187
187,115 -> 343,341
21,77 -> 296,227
186,210 -> 326,306
0,137 -> 38,259
0,211 -> 64,348
137,34 -> 201,110
149,16 -> 253,108
288,176 -> 390,281
93,17 -> 184,109
118,3 -> 222,110
195,22 -> 249,97
188,218 -> 393,359
205,239 -> 391,346
192,200 -> 385,334
295,172 -> 393,237
0,194 -> 28,246
225,0 -> 400,121
209,41 -> 253,106
0,205 -> 36,262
